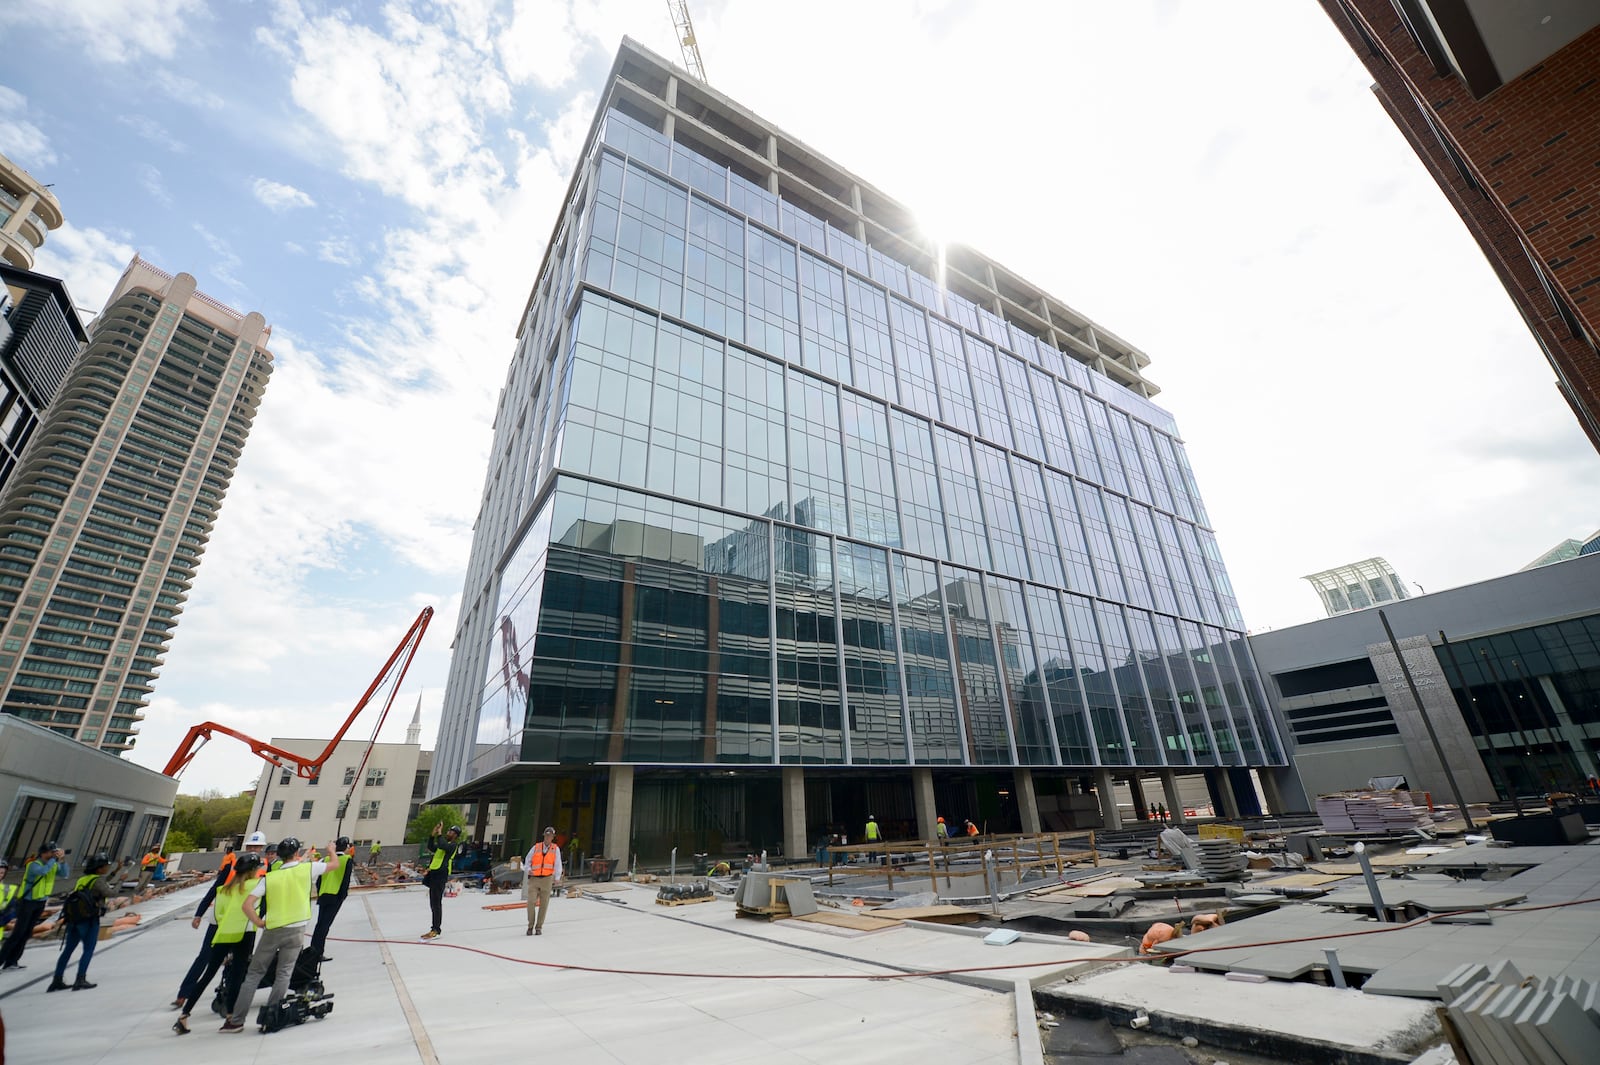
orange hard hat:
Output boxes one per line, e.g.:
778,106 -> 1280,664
937,817 -> 944,823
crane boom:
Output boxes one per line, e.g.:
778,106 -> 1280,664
161,606 -> 433,779
666,0 -> 707,82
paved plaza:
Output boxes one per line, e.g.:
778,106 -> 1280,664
1,879 -> 1092,1065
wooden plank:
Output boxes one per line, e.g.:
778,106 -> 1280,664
655,894 -> 715,907
866,904 -> 982,925
792,910 -> 900,931
1258,873 -> 1352,889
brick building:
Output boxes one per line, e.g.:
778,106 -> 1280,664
1318,2 -> 1600,451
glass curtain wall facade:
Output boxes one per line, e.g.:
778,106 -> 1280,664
433,49 -> 1281,801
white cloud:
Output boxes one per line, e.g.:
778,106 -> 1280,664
29,222 -> 136,317
500,0 -> 585,89
137,162 -> 172,205
316,236 -> 359,266
0,0 -> 208,64
192,223 -> 246,294
0,85 -> 56,167
117,112 -> 186,152
252,177 -> 316,211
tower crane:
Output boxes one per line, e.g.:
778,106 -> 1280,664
667,0 -> 707,82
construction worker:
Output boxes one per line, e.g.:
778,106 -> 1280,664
0,860 -> 14,956
524,826 -> 565,936
137,844 -> 170,896
965,819 -> 979,838
222,838 -> 335,1033
421,823 -> 460,940
368,841 -> 382,867
0,841 -> 68,970
173,851 -> 263,1034
172,836 -> 265,1009
935,817 -> 949,841
864,814 -> 882,865
307,836 -> 353,963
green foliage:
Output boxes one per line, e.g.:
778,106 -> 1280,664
405,804 -> 466,846
162,828 -> 199,854
171,790 -> 257,849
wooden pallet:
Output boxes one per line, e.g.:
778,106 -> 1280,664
735,905 -> 791,921
655,894 -> 715,907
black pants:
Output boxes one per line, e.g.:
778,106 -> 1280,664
179,931 -> 254,1015
427,877 -> 445,932
307,895 -> 344,959
176,923 -> 217,1002
0,897 -> 46,967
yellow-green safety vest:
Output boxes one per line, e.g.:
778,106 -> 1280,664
213,881 -> 256,944
262,862 -> 314,929
0,882 -> 15,936
319,854 -> 349,897
26,859 -> 60,900
428,844 -> 453,875
865,821 -> 881,841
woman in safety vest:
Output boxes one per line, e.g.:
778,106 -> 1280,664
172,851 -> 263,1034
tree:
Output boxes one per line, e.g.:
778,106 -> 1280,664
405,804 -> 466,846
163,828 -> 199,854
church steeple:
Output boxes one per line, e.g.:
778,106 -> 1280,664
405,691 -> 422,745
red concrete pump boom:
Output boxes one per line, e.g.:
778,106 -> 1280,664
161,606 -> 433,779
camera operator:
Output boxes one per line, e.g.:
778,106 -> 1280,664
0,842 -> 68,970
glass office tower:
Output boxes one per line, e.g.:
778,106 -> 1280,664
433,40 -> 1285,861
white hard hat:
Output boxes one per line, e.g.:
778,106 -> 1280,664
246,831 -> 267,847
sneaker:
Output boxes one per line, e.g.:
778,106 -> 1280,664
420,930 -> 440,940
219,1021 -> 245,1034
535,927 -> 542,935
525,927 -> 533,937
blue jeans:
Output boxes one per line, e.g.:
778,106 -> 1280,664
54,919 -> 98,982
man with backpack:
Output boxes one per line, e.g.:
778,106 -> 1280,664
47,853 -> 127,991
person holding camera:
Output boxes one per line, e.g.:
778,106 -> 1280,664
46,853 -> 127,991
0,842 -> 69,970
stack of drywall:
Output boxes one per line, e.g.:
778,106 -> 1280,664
1380,803 -> 1436,832
1195,838 -> 1248,879
1440,960 -> 1600,1064
1316,795 -> 1358,832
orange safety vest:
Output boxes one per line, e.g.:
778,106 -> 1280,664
527,843 -> 560,878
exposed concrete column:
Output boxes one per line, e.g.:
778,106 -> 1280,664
765,134 -> 779,196
663,76 -> 678,140
604,765 -> 634,868
912,766 -> 937,840
1159,770 -> 1187,825
1256,769 -> 1286,816
1127,774 -> 1149,822
1093,769 -> 1122,831
782,766 -> 807,862
1013,768 -> 1041,834
1539,676 -> 1600,778
1208,768 -> 1240,820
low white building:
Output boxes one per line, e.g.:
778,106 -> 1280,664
244,712 -> 506,853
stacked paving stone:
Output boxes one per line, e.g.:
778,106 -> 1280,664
1194,838 -> 1248,879
1317,789 -> 1436,834
1441,960 -> 1600,1064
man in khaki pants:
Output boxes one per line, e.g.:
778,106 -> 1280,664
524,827 -> 564,936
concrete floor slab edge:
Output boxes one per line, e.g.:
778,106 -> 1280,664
1035,986 -> 1424,1065
1015,977 -> 1044,1065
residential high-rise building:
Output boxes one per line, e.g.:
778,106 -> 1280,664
1318,3 -> 1600,451
2,263 -> 88,491
1303,557 -> 1412,617
0,150 -> 63,271
430,40 -> 1290,861
0,257 -> 271,752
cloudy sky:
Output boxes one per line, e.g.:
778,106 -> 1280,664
2,1 -> 1596,796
